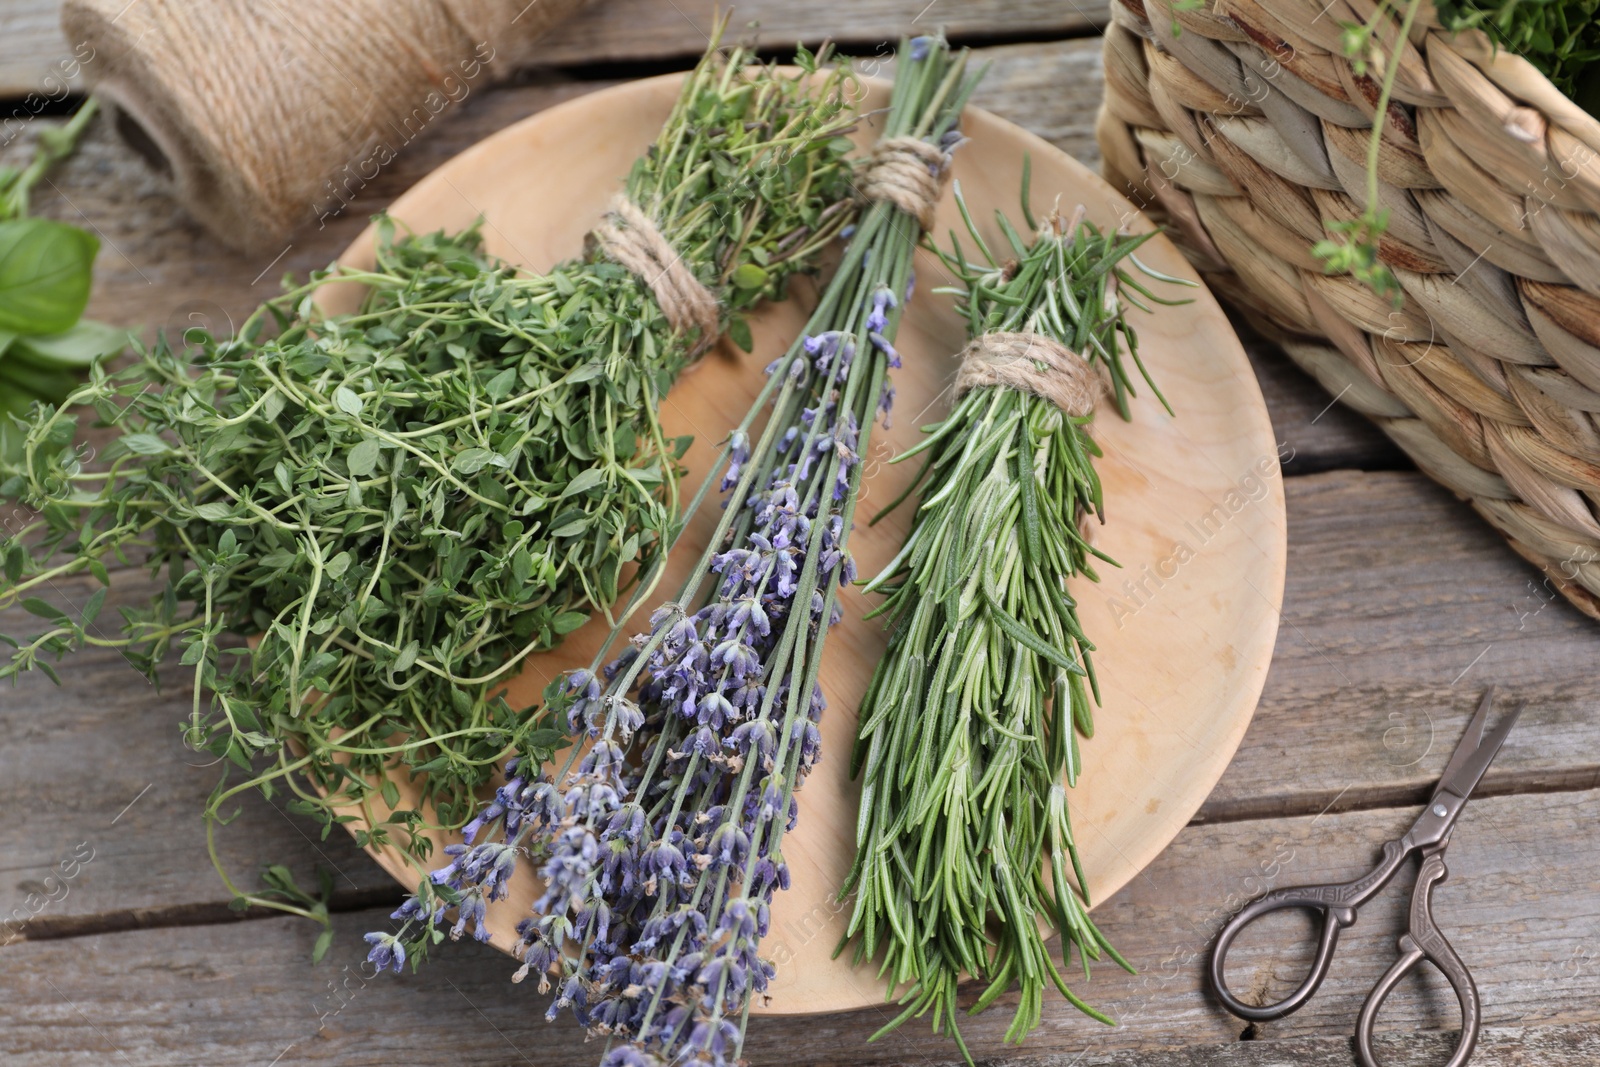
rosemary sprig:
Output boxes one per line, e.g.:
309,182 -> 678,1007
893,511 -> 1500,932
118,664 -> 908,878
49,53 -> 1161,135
838,188 -> 1191,1060
0,34 -> 859,936
370,36 -> 981,1067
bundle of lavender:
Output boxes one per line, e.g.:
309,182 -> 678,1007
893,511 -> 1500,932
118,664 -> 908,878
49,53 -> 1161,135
0,28 -> 859,939
838,191 -> 1191,1058
368,36 -> 979,1067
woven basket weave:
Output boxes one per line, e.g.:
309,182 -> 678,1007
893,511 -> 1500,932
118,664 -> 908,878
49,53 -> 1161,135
1096,0 -> 1600,619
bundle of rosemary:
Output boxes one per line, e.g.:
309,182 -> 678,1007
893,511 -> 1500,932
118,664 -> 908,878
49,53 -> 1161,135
369,36 -> 979,1067
0,35 -> 858,937
838,190 -> 1190,1059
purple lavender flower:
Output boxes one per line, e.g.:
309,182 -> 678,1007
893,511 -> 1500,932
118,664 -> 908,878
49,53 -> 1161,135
866,287 -> 897,332
394,65 -> 962,1060
363,931 -> 406,974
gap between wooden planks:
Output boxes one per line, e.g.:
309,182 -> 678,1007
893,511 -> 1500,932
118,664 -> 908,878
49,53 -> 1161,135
4,469 -> 1597,930
1,788 -> 1595,1064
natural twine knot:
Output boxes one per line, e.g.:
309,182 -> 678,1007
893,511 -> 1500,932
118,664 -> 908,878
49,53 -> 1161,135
594,195 -> 721,343
953,332 -> 1101,417
859,136 -> 950,230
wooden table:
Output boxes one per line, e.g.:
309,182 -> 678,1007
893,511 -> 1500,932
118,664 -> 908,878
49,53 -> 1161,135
3,3 -> 1598,1065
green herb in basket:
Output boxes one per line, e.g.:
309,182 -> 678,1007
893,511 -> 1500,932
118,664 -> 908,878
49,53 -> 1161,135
1437,0 -> 1600,113
0,33 -> 859,944
837,185 -> 1191,1060
1315,0 -> 1600,301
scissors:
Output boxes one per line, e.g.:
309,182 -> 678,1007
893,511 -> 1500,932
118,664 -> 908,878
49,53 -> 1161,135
1209,687 -> 1523,1067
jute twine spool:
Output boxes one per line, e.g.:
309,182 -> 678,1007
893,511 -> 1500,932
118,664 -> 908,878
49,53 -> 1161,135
954,332 -> 1101,417
61,0 -> 587,253
1096,0 -> 1600,619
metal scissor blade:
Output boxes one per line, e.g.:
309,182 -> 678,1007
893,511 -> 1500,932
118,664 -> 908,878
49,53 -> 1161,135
1432,687 -> 1523,803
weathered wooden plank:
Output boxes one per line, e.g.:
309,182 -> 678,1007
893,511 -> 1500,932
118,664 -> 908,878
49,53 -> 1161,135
6,468 -> 1595,929
1021,1023 -> 1600,1066
0,2 -> 72,102
0,570 -> 398,938
0,0 -> 1113,100
535,0 -> 1112,65
1197,470 -> 1600,824
3,789 -> 1595,1064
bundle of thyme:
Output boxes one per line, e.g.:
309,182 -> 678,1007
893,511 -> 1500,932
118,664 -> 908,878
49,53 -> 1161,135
369,37 -> 979,1067
0,35 -> 859,938
837,190 -> 1190,1059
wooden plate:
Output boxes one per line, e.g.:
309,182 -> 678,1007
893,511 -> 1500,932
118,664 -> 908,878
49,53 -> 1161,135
321,72 -> 1286,1015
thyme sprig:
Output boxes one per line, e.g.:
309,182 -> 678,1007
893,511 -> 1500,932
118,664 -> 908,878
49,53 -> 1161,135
0,34 -> 860,937
1315,0 -> 1600,302
838,188 -> 1191,1060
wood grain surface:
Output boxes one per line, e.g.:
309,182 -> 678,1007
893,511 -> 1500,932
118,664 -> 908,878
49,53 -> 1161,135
2,11 -> 1597,1067
0,0 -> 1114,97
3,789 -> 1596,1064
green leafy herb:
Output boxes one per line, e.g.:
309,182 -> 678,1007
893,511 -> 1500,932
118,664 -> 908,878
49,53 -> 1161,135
371,36 -> 982,1067
0,217 -> 98,334
838,189 -> 1193,1060
0,35 -> 861,939
1312,0 -> 1599,302
1438,0 -> 1600,113
0,98 -> 127,461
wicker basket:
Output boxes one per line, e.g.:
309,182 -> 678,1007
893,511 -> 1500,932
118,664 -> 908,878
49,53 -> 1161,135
1096,0 -> 1600,619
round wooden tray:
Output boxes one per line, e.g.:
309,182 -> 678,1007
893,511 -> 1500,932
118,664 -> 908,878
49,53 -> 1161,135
320,72 -> 1286,1016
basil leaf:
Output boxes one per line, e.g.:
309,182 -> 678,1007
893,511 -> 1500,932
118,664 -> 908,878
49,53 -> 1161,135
11,319 -> 128,368
0,219 -> 99,335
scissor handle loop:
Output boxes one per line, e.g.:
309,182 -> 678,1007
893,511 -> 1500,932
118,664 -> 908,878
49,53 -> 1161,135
1355,851 -> 1480,1067
1210,839 -> 1412,1022
1209,887 -> 1356,1021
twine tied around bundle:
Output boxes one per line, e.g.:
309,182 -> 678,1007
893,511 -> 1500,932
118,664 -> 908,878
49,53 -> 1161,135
954,332 -> 1101,417
593,195 -> 721,342
859,136 -> 949,231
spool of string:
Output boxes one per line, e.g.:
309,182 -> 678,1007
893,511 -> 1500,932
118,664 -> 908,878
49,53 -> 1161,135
61,0 -> 588,253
